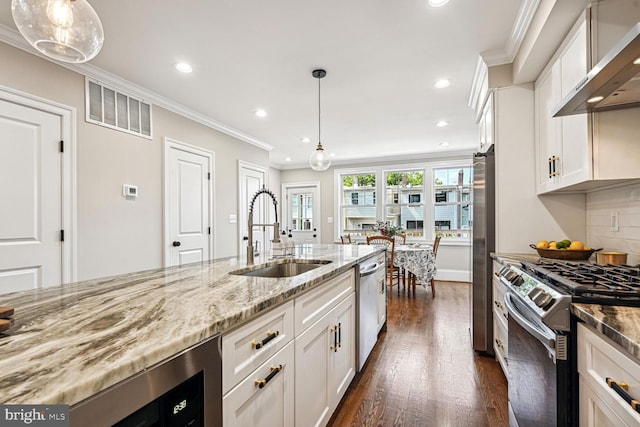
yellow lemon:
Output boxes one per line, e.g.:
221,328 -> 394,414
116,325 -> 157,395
548,241 -> 558,249
583,245 -> 591,250
569,241 -> 584,250
536,240 -> 549,249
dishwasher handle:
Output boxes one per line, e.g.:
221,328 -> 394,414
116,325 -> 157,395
360,261 -> 385,277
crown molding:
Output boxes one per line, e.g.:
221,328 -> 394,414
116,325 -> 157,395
0,24 -> 273,152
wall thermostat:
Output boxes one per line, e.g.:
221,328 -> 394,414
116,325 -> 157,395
123,184 -> 138,198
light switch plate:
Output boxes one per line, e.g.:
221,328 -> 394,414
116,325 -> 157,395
611,211 -> 619,232
327,216 -> 333,223
229,214 -> 237,224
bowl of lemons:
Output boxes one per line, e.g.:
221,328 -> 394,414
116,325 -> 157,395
530,240 -> 601,261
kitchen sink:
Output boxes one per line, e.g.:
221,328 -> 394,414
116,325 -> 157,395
230,259 -> 332,278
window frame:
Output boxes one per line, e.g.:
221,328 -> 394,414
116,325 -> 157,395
334,158 -> 472,245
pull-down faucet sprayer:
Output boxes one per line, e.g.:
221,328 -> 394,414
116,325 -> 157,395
247,186 -> 280,264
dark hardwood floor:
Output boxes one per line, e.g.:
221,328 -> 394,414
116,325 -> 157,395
329,281 -> 508,427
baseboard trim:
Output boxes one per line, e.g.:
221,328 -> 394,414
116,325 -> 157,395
436,269 -> 471,283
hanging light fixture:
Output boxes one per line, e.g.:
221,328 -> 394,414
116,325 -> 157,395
309,68 -> 331,171
11,0 -> 104,63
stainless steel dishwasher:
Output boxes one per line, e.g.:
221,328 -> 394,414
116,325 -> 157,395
358,255 -> 386,371
70,334 -> 222,427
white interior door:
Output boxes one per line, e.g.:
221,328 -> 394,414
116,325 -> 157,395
284,183 -> 320,244
239,162 -> 267,257
0,98 -> 63,292
165,138 -> 213,266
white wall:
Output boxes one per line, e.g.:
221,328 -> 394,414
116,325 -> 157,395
0,42 -> 270,281
586,182 -> 640,265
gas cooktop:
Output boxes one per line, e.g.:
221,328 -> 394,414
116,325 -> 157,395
520,259 -> 640,307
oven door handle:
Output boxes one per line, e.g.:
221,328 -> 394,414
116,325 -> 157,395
504,293 -> 556,352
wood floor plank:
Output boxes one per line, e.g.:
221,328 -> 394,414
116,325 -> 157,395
329,281 -> 508,427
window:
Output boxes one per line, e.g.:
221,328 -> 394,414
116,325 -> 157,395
340,173 -> 376,237
433,166 -> 472,238
384,170 -> 425,237
335,162 -> 471,243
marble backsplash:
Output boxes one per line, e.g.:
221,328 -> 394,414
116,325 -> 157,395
586,181 -> 640,265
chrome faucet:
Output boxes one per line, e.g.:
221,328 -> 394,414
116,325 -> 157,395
247,186 -> 280,264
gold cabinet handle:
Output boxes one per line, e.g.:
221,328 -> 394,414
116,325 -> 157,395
255,365 -> 283,389
252,331 -> 280,350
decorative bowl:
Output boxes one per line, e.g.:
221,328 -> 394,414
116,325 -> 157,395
529,244 -> 601,261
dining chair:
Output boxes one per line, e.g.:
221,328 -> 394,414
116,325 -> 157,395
366,235 -> 398,293
340,234 -> 352,244
428,235 -> 442,298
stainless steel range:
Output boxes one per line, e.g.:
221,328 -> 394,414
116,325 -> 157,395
497,258 -> 640,427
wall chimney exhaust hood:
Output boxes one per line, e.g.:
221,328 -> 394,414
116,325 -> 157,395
553,23 -> 640,117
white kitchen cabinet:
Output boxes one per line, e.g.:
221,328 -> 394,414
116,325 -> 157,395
295,293 -> 356,427
535,14 -> 591,194
535,6 -> 640,194
578,323 -> 640,426
223,341 -> 294,427
492,261 -> 508,377
478,93 -> 494,152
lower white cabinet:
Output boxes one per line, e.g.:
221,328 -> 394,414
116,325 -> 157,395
295,292 -> 355,427
578,323 -> 640,426
492,261 -> 508,377
222,268 -> 357,426
223,341 -> 294,427
375,253 -> 387,333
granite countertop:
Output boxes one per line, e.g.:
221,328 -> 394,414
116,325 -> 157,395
492,252 -> 640,362
0,244 -> 381,406
572,304 -> 640,361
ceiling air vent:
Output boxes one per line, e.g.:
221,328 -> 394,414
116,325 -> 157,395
85,78 -> 152,139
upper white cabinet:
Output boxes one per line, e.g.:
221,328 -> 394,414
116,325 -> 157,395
535,6 -> 640,194
479,93 -> 494,153
535,14 -> 591,194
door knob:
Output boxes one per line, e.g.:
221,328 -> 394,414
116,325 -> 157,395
172,241 -> 181,247
313,234 -> 317,238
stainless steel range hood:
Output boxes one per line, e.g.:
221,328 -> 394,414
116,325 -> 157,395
553,23 -> 640,117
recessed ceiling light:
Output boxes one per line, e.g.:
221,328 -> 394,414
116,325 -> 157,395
329,152 -> 336,158
301,137 -> 311,143
255,109 -> 267,118
587,96 -> 604,104
175,62 -> 193,73
434,79 -> 450,88
285,157 -> 292,162
428,0 -> 450,7
439,142 -> 450,147
436,120 -> 449,127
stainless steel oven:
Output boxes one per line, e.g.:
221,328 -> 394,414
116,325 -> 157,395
70,334 -> 222,427
504,291 -> 573,426
498,259 -> 640,426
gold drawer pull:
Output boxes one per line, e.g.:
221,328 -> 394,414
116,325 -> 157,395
252,331 -> 279,350
255,365 -> 283,389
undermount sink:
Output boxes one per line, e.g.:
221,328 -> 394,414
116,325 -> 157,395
230,259 -> 332,278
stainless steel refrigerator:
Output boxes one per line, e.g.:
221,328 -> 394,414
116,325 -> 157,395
471,144 -> 495,355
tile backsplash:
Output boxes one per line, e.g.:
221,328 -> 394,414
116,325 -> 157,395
586,181 -> 640,265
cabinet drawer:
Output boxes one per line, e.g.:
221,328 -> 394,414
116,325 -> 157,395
492,275 -> 508,324
578,323 -> 640,425
223,301 -> 294,394
493,312 -> 508,377
223,341 -> 294,427
294,268 -> 355,336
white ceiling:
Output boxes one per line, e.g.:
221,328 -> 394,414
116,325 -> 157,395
0,0 -> 527,169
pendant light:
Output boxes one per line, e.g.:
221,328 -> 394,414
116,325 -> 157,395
309,69 -> 331,171
11,0 -> 104,63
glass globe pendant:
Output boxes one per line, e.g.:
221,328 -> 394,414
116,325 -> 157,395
11,0 -> 104,63
309,69 -> 331,171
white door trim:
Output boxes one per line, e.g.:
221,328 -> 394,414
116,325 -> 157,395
282,181 -> 321,243
0,84 -> 77,283
163,137 -> 215,266
238,161 -> 269,255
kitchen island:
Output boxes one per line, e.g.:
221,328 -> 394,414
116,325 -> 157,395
0,244 -> 382,410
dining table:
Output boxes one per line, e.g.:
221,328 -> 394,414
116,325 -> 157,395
393,244 -> 437,288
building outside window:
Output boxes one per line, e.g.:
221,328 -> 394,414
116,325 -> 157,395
384,170 -> 425,237
335,162 -> 471,243
433,166 -> 472,238
340,173 -> 376,238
